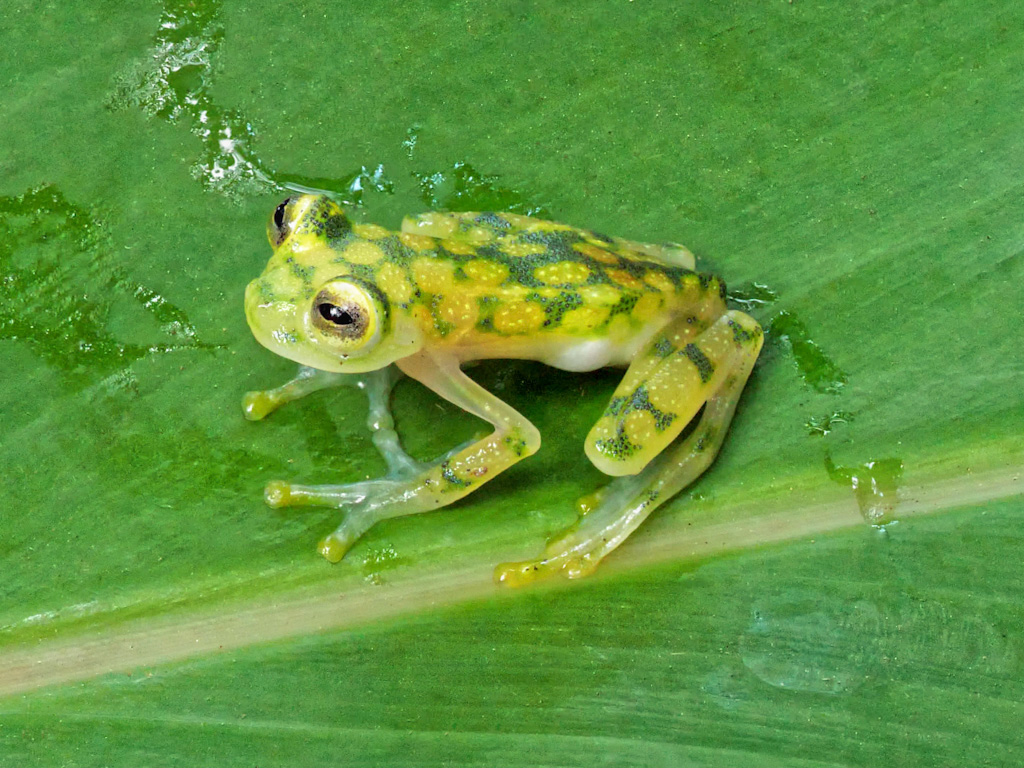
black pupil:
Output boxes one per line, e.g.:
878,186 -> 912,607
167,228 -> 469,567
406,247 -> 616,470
318,303 -> 354,325
273,199 -> 291,229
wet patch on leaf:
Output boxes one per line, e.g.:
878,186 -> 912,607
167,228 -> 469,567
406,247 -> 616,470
0,185 -> 217,387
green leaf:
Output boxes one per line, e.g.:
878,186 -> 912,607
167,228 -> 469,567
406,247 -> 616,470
1,0 -> 1022,765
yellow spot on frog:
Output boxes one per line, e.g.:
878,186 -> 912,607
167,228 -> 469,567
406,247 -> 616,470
606,268 -> 644,290
517,216 -> 574,233
579,283 -> 622,306
499,240 -> 548,258
493,301 -> 545,335
351,223 -> 391,240
643,270 -> 676,292
463,259 -> 509,286
678,272 -> 704,300
573,241 -> 620,265
561,305 -> 611,334
342,241 -> 386,266
624,410 -> 656,446
632,292 -> 665,322
534,261 -> 592,286
377,262 -> 415,304
503,213 -> 537,229
437,294 -> 478,328
403,212 -> 457,238
398,232 -> 437,252
412,257 -> 456,292
461,226 -> 495,246
440,239 -> 478,256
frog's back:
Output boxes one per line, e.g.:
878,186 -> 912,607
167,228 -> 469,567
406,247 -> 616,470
318,209 -> 727,368
399,213 -> 725,352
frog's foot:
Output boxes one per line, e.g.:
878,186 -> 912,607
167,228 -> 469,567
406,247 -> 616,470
265,475 -> 432,562
494,467 -> 656,586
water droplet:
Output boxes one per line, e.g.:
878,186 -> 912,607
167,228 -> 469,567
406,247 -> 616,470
825,454 -> 904,526
806,410 -> 855,436
727,281 -> 778,312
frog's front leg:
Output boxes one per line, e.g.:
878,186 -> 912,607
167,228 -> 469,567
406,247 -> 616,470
270,351 -> 541,563
496,309 -> 763,586
243,365 -> 347,421
244,364 -> 421,477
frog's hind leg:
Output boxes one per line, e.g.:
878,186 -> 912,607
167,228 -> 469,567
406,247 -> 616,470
495,310 -> 763,586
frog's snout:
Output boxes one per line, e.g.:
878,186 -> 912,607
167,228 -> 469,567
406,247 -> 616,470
243,278 -> 262,326
244,277 -> 281,340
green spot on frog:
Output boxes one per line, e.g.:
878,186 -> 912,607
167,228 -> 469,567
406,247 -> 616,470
684,343 -> 715,383
527,291 -> 584,327
288,260 -> 316,284
594,425 -> 643,461
653,337 -> 676,358
440,460 -> 472,490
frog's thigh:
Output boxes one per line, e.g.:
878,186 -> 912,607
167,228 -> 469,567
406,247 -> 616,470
586,310 -> 760,476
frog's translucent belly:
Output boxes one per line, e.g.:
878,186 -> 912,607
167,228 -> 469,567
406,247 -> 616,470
451,320 -> 667,372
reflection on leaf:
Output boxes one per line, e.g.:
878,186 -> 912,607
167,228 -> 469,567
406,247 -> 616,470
105,0 -> 549,215
768,311 -> 848,395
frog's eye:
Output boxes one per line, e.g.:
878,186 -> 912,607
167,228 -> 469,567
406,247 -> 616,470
267,197 -> 297,248
310,278 -> 386,355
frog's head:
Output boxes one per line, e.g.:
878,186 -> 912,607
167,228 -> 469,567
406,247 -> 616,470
244,195 -> 422,373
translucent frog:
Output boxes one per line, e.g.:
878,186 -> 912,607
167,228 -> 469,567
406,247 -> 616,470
243,194 -> 763,585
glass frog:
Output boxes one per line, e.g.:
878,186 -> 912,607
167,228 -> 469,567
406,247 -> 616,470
243,194 -> 763,585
